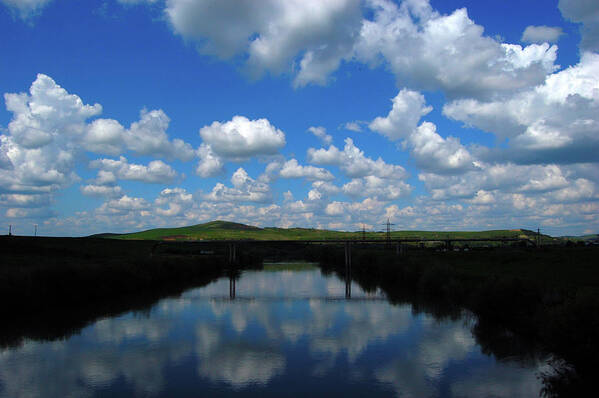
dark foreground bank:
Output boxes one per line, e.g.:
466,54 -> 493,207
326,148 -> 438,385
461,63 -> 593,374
308,244 -> 599,397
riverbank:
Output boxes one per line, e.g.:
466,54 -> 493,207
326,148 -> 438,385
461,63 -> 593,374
310,245 -> 599,396
0,236 -> 264,347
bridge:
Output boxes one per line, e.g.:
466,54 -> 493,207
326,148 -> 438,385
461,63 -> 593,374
151,237 -> 536,267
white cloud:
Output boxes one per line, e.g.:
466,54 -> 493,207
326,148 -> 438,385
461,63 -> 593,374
1,0 -> 52,20
559,0 -> 599,52
155,187 -> 193,217
196,143 -> 224,177
308,138 -> 407,179
443,52 -> 599,164
342,176 -> 411,200
204,168 -> 271,203
84,110 -> 195,161
165,0 -> 362,87
0,193 -> 50,207
5,74 -> 102,149
307,126 -> 332,145
279,159 -> 334,181
417,163 -> 591,205
199,115 -> 285,160
343,121 -> 363,132
124,109 -> 195,161
521,25 -> 563,43
369,89 -> 432,140
90,156 -> 179,184
104,195 -> 150,211
407,122 -> 476,174
80,184 -> 124,198
354,1 -> 558,100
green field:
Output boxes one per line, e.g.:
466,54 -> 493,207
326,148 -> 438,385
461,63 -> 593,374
105,220 -> 561,243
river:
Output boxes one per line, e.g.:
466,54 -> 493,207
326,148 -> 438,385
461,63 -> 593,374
0,263 -> 547,397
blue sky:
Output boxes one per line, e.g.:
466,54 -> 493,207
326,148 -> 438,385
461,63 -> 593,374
1,0 -> 598,236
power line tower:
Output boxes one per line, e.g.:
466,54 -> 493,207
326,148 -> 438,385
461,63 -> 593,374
362,223 -> 366,241
382,218 -> 395,243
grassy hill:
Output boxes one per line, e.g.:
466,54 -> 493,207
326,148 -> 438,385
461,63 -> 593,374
105,221 -> 556,243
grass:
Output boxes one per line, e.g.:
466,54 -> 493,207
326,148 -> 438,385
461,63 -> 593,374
107,220 -> 557,244
262,262 -> 319,271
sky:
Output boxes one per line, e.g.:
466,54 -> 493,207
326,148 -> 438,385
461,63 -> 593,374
0,0 -> 598,237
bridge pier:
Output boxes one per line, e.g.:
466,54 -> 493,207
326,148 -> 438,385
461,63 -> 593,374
228,243 -> 237,265
229,275 -> 236,299
344,241 -> 352,269
344,241 -> 352,298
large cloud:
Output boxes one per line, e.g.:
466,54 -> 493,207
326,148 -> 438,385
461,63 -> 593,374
443,52 -> 599,164
354,0 -> 558,100
165,0 -> 362,87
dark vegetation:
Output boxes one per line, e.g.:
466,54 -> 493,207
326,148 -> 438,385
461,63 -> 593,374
0,235 -> 262,348
308,244 -> 599,397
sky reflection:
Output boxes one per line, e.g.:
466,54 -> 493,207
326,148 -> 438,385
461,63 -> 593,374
0,267 -> 545,397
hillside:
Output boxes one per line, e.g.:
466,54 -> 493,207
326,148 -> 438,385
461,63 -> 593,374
105,221 -> 555,243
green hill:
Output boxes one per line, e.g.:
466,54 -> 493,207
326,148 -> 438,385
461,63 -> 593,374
104,221 -> 553,243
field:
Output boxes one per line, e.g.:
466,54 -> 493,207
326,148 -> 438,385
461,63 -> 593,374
105,220 -> 563,244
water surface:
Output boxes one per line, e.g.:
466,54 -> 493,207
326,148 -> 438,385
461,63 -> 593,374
0,265 -> 546,397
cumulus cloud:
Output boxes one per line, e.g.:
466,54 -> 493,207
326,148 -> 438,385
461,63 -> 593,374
204,168 -> 271,203
90,156 -> 179,184
155,187 -> 193,217
407,122 -> 476,174
103,195 -> 150,212
195,116 -> 286,177
369,89 -> 432,140
199,115 -> 285,161
342,176 -> 411,200
279,159 -> 334,181
521,25 -> 563,43
1,0 -> 52,20
87,110 -> 195,161
5,73 -> 102,149
0,74 -> 196,225
307,126 -> 332,145
80,184 -> 124,198
417,163 -> 591,203
559,0 -> 599,52
443,52 -> 599,164
165,0 -> 362,87
196,143 -> 224,178
308,138 -> 407,179
354,1 -> 558,100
